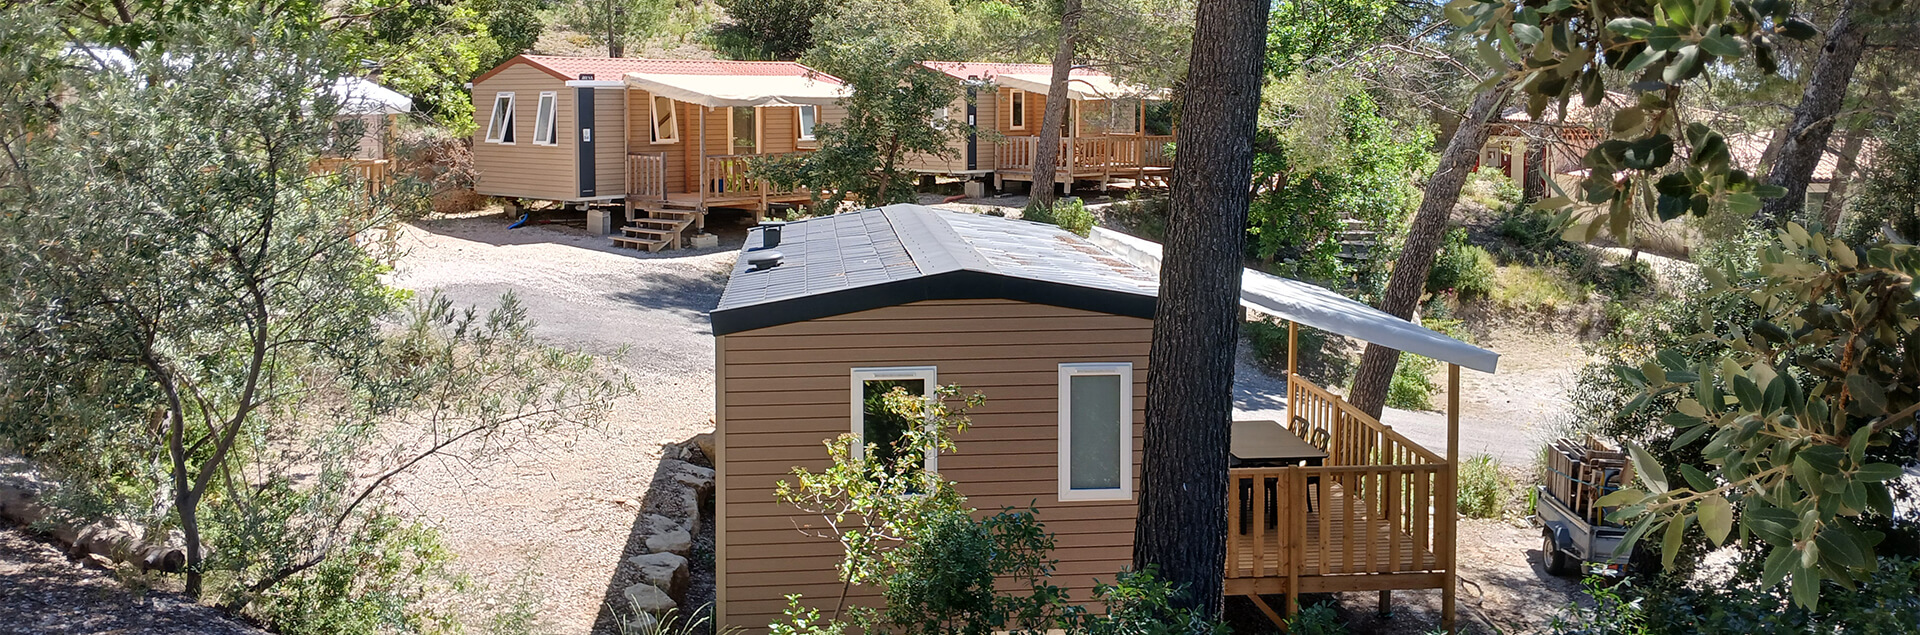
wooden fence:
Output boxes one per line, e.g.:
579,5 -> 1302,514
627,153 -> 666,202
703,152 -> 807,202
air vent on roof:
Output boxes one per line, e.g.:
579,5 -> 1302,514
748,250 -> 783,270
756,221 -> 786,249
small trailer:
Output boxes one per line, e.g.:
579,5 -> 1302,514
1536,437 -> 1637,577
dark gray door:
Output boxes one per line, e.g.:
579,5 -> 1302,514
577,87 -> 595,198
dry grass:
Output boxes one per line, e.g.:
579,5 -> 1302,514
1487,265 -> 1587,313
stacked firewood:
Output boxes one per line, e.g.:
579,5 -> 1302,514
1544,436 -> 1635,525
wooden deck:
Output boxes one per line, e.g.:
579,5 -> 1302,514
993,134 -> 1174,188
1222,374 -> 1458,628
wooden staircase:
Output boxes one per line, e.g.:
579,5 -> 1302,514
614,202 -> 699,252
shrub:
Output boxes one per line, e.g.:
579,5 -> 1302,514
1109,193 -> 1169,242
1023,197 -> 1095,237
1384,353 -> 1439,410
1245,318 -> 1352,387
1489,264 -> 1587,313
1494,203 -> 1564,256
1464,165 -> 1523,209
1456,454 -> 1509,519
1426,228 -> 1496,300
1284,602 -> 1349,635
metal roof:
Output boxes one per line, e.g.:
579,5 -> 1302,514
710,205 -> 1158,334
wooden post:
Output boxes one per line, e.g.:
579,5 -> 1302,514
1442,363 -> 1461,631
698,105 -> 709,209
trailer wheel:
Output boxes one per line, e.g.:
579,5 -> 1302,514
1542,530 -> 1575,577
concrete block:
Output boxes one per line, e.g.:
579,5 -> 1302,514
586,209 -> 614,235
689,233 -> 719,249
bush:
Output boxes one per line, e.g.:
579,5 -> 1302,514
1551,557 -> 1920,634
1489,264 -> 1587,313
1109,193 -> 1169,242
1284,602 -> 1349,635
1023,197 -> 1095,237
1456,454 -> 1509,519
1464,165 -> 1523,209
1384,353 -> 1440,410
1426,228 -> 1496,300
1494,203 -> 1564,256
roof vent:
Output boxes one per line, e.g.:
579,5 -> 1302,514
756,221 -> 786,249
747,250 -> 784,270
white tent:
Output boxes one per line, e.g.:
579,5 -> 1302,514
1088,227 -> 1499,373
620,72 -> 847,108
331,77 -> 412,115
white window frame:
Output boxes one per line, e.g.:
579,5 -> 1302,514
850,366 -> 940,472
532,92 -> 557,146
1009,90 -> 1026,130
650,95 -> 679,144
797,105 -> 818,141
485,92 -> 515,144
1057,362 -> 1133,502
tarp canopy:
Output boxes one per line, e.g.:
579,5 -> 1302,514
622,72 -> 847,108
332,77 -> 412,115
989,72 -> 1155,101
1089,228 -> 1500,374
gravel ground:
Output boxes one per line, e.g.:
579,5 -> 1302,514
0,524 -> 267,635
383,211 -> 752,634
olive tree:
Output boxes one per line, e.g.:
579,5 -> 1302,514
1600,224 -> 1917,609
0,11 -> 621,623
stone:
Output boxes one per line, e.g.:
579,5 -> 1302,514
623,582 -> 678,613
689,233 -> 719,249
645,529 -> 692,556
671,464 -> 715,505
690,433 -> 715,467
627,552 -> 690,604
623,612 -> 659,633
641,513 -> 685,537
585,209 -> 614,235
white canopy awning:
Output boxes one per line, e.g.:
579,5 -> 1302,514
989,73 -> 1161,101
1088,228 -> 1500,374
622,72 -> 847,108
331,77 -> 412,115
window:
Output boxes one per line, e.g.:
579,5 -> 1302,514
931,106 -> 952,130
485,93 -> 515,144
731,106 -> 758,153
650,95 -> 679,144
1009,90 -> 1026,130
851,367 -> 938,471
1108,99 -> 1138,135
797,105 -> 817,141
1058,363 -> 1132,501
533,92 -> 557,145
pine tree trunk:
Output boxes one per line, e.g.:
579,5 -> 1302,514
1348,83 -> 1511,420
1131,0 -> 1270,617
1028,0 -> 1082,209
1758,0 -> 1869,227
1819,125 -> 1867,232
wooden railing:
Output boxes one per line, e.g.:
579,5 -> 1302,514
1142,135 -> 1175,167
1287,376 -> 1442,467
994,135 -> 1177,175
311,157 -> 391,198
704,152 -> 806,201
627,152 -> 666,201
1226,464 -> 1445,579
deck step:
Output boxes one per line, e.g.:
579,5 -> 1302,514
612,235 -> 674,253
621,225 -> 683,238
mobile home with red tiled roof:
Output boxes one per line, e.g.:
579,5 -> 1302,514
470,55 -> 847,250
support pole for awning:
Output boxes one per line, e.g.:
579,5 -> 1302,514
1442,362 -> 1461,632
698,105 -> 709,230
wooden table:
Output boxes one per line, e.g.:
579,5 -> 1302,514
1231,420 -> 1329,532
1231,419 -> 1328,467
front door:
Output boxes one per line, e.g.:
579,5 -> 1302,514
577,87 -> 595,198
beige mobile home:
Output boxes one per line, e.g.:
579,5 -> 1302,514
708,205 -> 1499,632
470,55 -> 846,250
911,62 -> 1176,193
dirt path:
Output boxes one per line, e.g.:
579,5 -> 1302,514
383,213 -> 745,634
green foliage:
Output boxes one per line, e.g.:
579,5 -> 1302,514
1598,224 -> 1919,610
1248,87 -> 1432,283
1457,454 -> 1511,519
554,0 -> 672,57
1283,602 -> 1349,635
245,511 -> 459,635
1024,197 -> 1096,237
716,0 -> 830,60
1495,202 -> 1568,255
1464,166 -> 1523,210
1427,228 -> 1497,300
1386,352 -> 1441,411
1840,107 -> 1920,244
1245,318 -> 1352,388
752,0 -> 962,210
774,385 -> 1225,634
1266,0 -> 1422,79
1548,577 -> 1649,635
1453,0 -> 1818,239
1552,558 -> 1920,634
1109,193 -> 1170,242
1488,264 -> 1587,313
0,11 -> 621,629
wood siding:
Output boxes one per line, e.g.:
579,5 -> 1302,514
717,299 -> 1150,631
594,87 -> 627,196
472,65 -> 577,201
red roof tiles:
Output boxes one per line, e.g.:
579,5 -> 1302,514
476,55 -> 841,85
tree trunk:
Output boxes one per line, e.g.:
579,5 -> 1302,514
1131,0 -> 1270,618
1027,0 -> 1082,209
1818,125 -> 1867,232
1758,0 -> 1869,227
1348,83 -> 1511,420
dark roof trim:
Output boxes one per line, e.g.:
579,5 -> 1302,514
709,269 -> 1156,335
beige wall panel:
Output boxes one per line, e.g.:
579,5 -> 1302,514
471,65 -> 576,200
594,87 -> 626,195
719,299 -> 1150,632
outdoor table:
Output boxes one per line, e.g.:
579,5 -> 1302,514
1231,420 -> 1329,533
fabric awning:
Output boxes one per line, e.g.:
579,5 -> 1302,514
622,72 -> 847,108
1088,228 -> 1500,374
990,72 -> 1149,101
